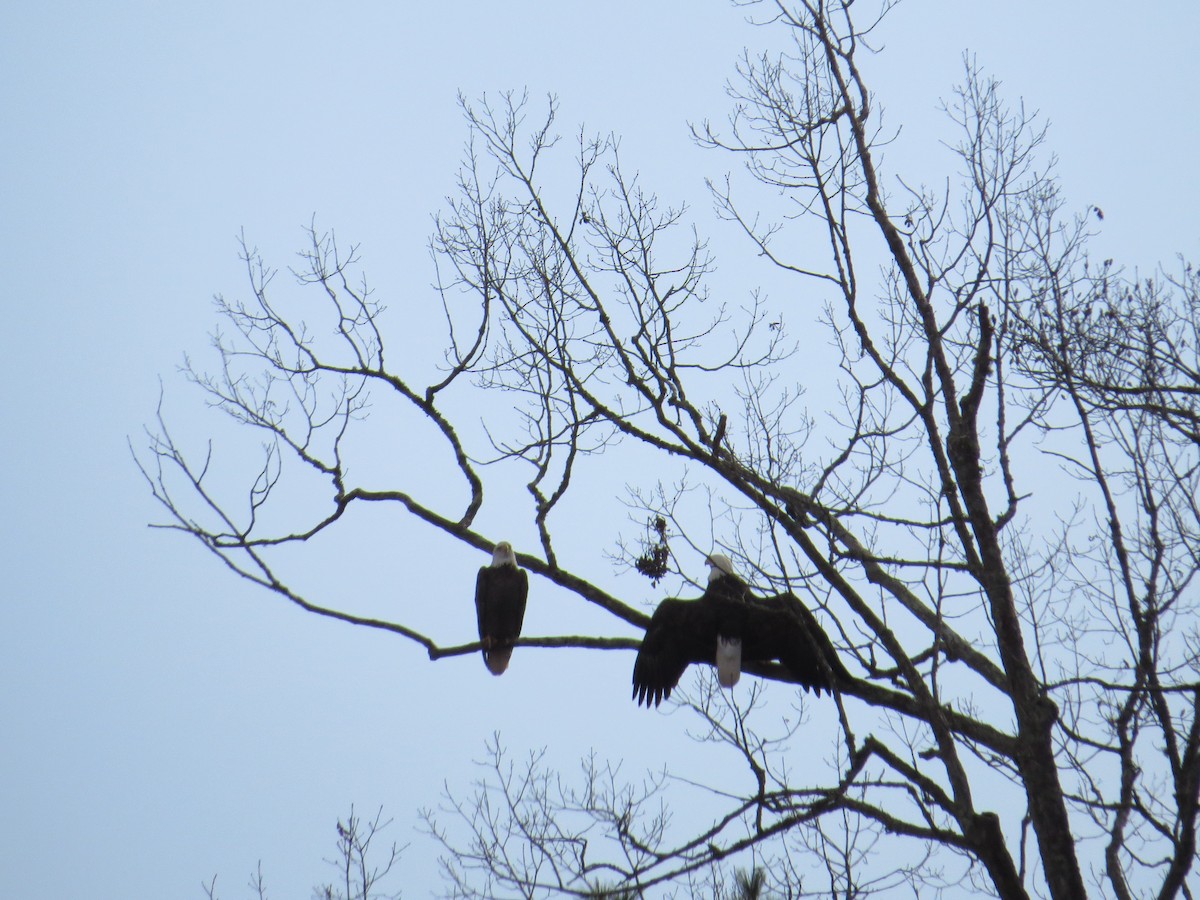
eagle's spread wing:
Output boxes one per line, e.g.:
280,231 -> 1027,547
632,598 -> 718,707
475,565 -> 529,675
746,593 -> 848,695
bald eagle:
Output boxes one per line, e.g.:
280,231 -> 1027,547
631,554 -> 847,707
475,541 -> 529,676
704,553 -> 751,688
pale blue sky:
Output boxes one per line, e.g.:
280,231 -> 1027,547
3,2 -> 1198,897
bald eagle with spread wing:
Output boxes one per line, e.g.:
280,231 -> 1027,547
631,554 -> 847,707
475,541 -> 529,675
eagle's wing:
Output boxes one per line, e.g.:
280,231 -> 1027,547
475,566 -> 493,644
632,598 -> 717,707
746,593 -> 848,695
503,567 -> 529,644
784,594 -> 850,683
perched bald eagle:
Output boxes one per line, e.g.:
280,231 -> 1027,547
475,541 -> 528,676
631,554 -> 847,707
703,553 -> 751,688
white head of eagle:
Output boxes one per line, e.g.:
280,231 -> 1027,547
491,541 -> 518,568
705,553 -> 735,581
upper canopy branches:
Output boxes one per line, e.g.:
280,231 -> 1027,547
139,2 -> 1199,897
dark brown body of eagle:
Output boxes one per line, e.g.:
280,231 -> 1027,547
632,554 -> 848,707
475,541 -> 529,676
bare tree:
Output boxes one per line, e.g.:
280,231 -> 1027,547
202,806 -> 404,900
1008,259 -> 1200,900
141,1 -> 1200,897
1017,257 -> 1200,442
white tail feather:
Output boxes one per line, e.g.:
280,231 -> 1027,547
716,636 -> 742,688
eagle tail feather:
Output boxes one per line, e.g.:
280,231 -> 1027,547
484,646 -> 513,676
716,636 -> 742,688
